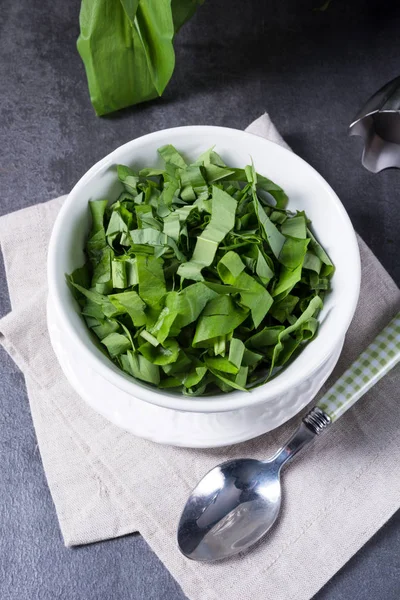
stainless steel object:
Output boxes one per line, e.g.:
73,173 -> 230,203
177,314 -> 400,561
349,76 -> 400,172
177,408 -> 328,562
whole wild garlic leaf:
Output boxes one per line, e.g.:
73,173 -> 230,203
67,145 -> 334,395
77,0 -> 204,115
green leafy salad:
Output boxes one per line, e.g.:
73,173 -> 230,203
67,145 -> 334,395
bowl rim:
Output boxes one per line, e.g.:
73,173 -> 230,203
47,125 -> 361,413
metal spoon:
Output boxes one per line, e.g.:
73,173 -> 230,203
177,313 -> 400,561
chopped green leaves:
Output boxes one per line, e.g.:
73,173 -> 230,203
193,295 -> 249,345
67,145 -> 334,394
254,198 -> 286,258
177,186 -> 237,281
101,332 -> 131,357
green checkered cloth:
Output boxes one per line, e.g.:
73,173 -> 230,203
318,313 -> 400,422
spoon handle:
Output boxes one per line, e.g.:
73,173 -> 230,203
313,312 -> 400,424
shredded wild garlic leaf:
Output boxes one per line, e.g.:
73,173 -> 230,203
67,145 -> 334,395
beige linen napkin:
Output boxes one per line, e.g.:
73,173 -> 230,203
1,114 -> 400,600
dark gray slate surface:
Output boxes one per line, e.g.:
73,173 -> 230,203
1,0 -> 400,598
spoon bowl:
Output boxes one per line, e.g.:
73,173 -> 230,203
178,459 -> 282,561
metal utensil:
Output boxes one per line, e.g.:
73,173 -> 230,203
349,75 -> 400,172
177,313 -> 400,561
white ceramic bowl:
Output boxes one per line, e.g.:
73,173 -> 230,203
47,126 -> 361,418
